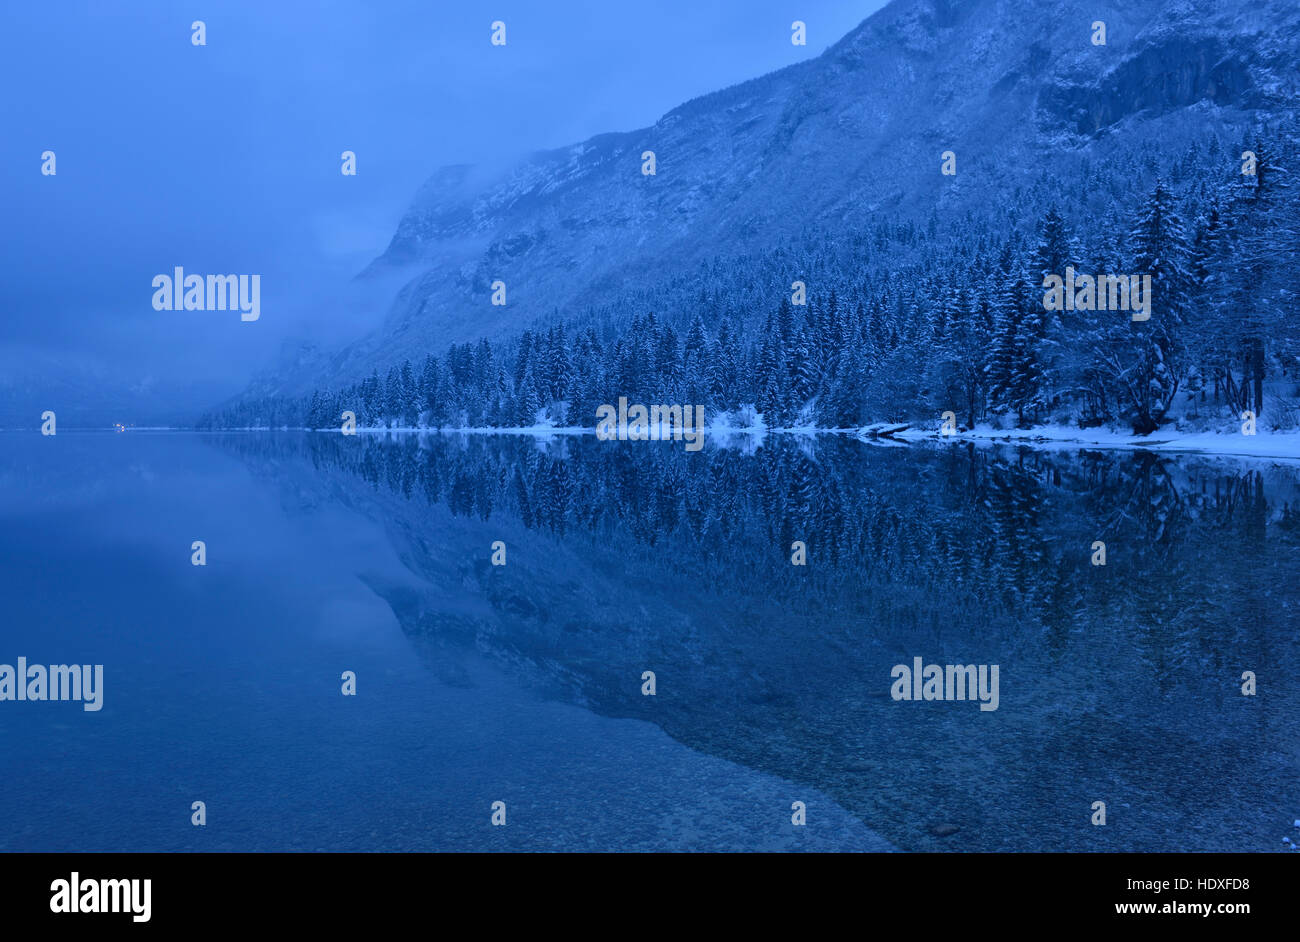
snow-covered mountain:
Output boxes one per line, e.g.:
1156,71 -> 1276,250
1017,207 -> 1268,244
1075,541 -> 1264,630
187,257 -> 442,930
241,0 -> 1300,399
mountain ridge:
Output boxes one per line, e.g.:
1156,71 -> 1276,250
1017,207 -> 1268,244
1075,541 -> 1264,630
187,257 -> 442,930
234,0 -> 1300,403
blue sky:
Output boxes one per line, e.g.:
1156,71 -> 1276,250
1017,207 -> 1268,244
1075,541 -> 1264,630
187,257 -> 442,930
0,0 -> 887,410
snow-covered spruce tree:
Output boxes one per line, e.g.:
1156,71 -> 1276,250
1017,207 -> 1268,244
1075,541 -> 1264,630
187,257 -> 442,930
516,366 -> 541,427
927,285 -> 986,429
1124,179 -> 1191,433
707,317 -> 739,410
1027,207 -> 1079,416
398,360 -> 418,426
1214,129 -> 1299,420
756,308 -> 786,425
787,321 -> 820,422
987,264 -> 1038,427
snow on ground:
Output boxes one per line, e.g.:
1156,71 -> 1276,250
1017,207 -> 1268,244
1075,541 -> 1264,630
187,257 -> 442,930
308,418 -> 1300,462
889,423 -> 1300,461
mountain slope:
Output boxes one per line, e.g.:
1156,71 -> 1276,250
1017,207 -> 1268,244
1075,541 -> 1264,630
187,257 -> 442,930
249,0 -> 1300,399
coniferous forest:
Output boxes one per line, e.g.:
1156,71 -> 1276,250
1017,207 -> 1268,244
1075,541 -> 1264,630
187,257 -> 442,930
202,127 -> 1299,437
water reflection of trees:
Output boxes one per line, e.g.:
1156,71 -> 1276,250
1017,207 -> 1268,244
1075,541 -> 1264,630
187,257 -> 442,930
212,431 -> 1300,851
216,432 -> 1299,668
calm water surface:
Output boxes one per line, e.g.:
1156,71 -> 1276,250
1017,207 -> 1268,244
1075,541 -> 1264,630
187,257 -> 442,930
1,430 -> 1296,851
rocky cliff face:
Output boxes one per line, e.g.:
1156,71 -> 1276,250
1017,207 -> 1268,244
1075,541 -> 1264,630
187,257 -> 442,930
252,0 -> 1300,397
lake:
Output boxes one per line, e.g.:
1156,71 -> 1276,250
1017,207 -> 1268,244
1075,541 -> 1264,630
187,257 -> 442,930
1,430 -> 1296,851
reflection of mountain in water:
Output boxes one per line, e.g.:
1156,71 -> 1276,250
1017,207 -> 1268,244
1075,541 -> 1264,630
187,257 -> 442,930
215,432 -> 1300,851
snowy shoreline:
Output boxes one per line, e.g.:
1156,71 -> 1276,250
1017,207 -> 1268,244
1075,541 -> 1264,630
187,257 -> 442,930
233,421 -> 1300,462
26,422 -> 1300,462
887,423 -> 1300,462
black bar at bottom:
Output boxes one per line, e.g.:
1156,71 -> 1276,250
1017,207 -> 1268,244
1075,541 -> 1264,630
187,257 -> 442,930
0,852 -> 1284,928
